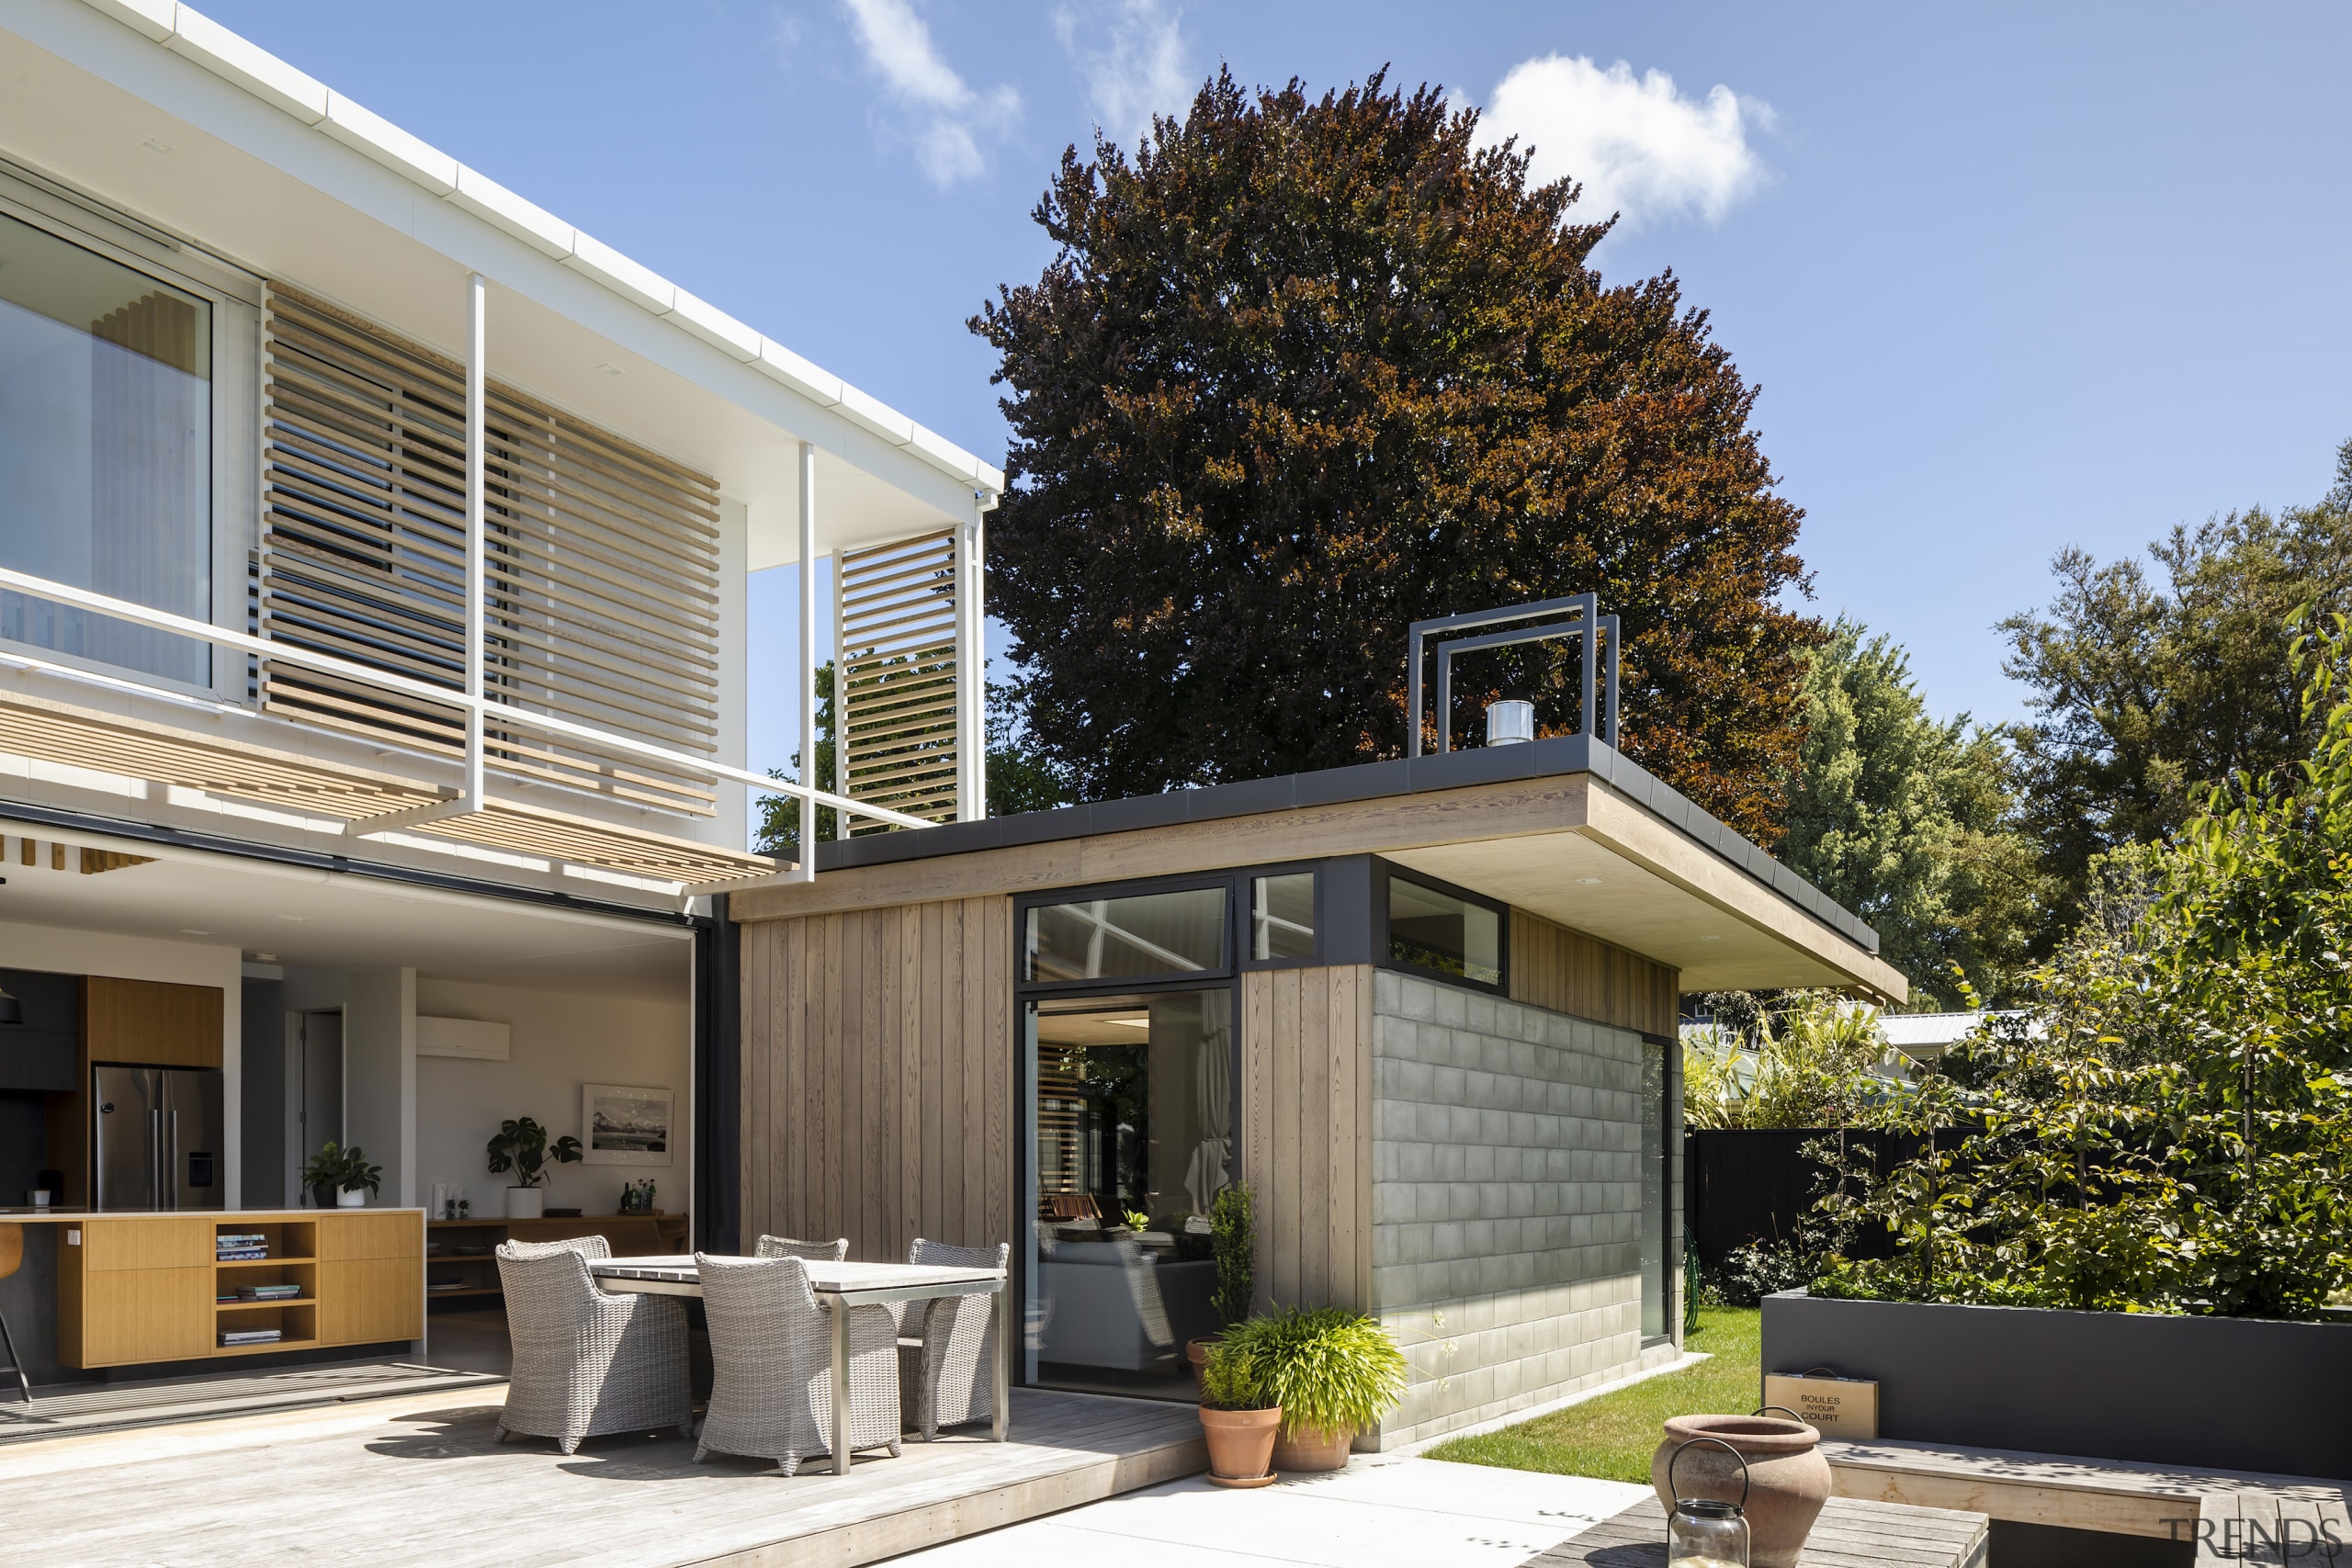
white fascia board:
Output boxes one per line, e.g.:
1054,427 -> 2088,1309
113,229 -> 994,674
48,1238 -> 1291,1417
78,0 -> 172,42
906,422 -> 980,483
562,230 -> 675,315
321,91 -> 457,196
976,460 -> 1006,495
836,381 -> 914,446
447,165 -> 573,259
667,288 -> 761,362
166,6 -> 324,123
755,337 -> 843,407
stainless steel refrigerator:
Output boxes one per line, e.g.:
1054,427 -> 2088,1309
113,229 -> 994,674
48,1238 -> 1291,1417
93,1064 -> 225,1211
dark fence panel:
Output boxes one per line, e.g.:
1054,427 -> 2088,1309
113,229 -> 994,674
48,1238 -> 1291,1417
1685,1127 -> 1930,1267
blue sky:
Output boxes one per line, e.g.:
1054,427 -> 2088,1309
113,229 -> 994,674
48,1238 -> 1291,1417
198,1 -> 2352,784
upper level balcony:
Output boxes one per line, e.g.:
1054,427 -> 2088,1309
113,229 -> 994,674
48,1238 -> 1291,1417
0,0 -> 998,910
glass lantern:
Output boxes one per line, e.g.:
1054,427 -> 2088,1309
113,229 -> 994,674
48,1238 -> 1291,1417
1665,1437 -> 1750,1568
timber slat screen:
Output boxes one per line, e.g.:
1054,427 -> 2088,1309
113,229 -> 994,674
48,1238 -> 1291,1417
257,286 -> 723,817
834,530 -> 959,828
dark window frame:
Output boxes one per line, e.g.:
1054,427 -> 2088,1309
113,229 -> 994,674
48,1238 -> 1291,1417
1374,859 -> 1510,997
1016,873 -> 1238,993
1239,859 -> 1323,973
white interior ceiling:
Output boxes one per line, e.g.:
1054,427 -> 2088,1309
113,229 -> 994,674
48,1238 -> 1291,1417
1387,831 -> 1870,993
0,829 -> 691,998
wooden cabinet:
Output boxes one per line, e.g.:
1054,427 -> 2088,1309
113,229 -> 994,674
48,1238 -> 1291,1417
319,1212 -> 424,1345
55,1211 -> 423,1369
84,976 -> 223,1068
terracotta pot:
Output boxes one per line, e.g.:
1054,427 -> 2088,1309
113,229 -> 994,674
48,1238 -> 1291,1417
1650,1415 -> 1830,1568
1186,1337 -> 1214,1395
1199,1405 -> 1281,1483
1271,1424 -> 1353,1472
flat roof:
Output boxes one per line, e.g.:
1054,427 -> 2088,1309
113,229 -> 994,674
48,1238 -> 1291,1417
755,738 -> 1905,999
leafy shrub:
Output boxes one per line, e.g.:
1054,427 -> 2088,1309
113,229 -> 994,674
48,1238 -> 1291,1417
1209,1181 -> 1256,1329
1198,1338 -> 1272,1411
1218,1306 -> 1408,1437
1706,1239 -> 1820,1308
1816,617 -> 2352,1319
1684,992 -> 1917,1131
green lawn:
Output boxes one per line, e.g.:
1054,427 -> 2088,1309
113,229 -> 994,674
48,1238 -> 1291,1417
1424,1306 -> 1762,1483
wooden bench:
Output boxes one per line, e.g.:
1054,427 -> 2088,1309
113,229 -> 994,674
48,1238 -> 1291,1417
1822,1438 -> 2351,1562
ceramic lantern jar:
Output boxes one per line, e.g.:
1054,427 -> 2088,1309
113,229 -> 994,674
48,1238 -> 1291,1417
1648,1415 -> 1830,1568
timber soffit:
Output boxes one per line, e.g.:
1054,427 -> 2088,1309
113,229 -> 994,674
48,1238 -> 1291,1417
68,0 -> 1006,498
804,736 -> 1883,956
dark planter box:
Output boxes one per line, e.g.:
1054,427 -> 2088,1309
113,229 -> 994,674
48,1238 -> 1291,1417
1763,1289 -> 2352,1479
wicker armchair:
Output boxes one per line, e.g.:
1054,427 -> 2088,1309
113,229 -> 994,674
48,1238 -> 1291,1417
494,1235 -> 692,1454
694,1251 -> 902,1475
896,1238 -> 1009,1441
755,1234 -> 848,1262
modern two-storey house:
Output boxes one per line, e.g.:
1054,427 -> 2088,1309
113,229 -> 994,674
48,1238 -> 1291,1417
0,0 -> 1904,1472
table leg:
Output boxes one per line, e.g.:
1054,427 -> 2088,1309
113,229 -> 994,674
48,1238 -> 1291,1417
830,1297 -> 853,1477
991,1280 -> 1012,1442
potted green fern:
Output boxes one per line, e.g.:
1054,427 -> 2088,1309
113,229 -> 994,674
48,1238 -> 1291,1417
1195,1336 -> 1281,1486
1221,1305 -> 1408,1472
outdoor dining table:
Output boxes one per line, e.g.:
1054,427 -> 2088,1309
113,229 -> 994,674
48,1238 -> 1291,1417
589,1254 -> 1012,1476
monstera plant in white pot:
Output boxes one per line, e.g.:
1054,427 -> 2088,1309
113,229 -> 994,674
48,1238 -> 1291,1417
485,1117 -> 581,1220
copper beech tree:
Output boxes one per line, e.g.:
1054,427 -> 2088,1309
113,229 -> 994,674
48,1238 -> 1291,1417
971,70 -> 1819,842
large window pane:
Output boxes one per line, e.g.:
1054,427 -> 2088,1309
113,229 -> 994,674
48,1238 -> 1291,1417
1251,872 -> 1316,960
1387,874 -> 1501,985
1024,989 -> 1230,1399
1024,887 -> 1227,983
0,209 -> 210,686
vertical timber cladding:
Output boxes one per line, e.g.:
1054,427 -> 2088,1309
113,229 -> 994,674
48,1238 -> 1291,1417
738,897 -> 1014,1260
1508,908 -> 1680,1038
1239,966 -> 1374,1315
256,286 -> 723,815
834,531 -> 960,828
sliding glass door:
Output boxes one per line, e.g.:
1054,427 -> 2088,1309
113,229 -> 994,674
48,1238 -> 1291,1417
1018,881 -> 1238,1399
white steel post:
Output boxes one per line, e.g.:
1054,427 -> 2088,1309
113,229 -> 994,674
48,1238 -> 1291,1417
463,273 -> 486,812
797,441 -> 819,883
957,496 -> 986,821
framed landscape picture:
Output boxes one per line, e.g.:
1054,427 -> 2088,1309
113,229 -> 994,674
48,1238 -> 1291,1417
582,1083 -> 673,1165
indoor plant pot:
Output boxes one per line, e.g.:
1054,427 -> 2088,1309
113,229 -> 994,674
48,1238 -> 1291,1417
485,1116 -> 579,1225
504,1186 -> 543,1220
1648,1414 -> 1830,1568
336,1187 -> 367,1208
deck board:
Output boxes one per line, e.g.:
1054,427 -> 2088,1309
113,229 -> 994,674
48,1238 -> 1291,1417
0,1385 -> 1205,1567
1527,1494 -> 1988,1567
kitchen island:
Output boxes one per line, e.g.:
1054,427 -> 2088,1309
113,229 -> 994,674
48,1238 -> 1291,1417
0,1208 -> 423,1370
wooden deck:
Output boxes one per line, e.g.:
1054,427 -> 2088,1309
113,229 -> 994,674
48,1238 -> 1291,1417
0,1384 -> 1205,1567
1530,1493 -> 1989,1567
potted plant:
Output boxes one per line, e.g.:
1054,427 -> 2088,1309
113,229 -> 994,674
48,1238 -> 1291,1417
300,1141 -> 382,1209
485,1116 -> 581,1220
1189,1180 -> 1256,1383
1195,1337 -> 1281,1487
1222,1304 -> 1408,1472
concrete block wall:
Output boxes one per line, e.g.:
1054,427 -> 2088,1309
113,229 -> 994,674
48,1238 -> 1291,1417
1366,967 -> 1672,1448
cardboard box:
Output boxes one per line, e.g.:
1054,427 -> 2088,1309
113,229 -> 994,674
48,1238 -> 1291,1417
1764,1367 -> 1879,1439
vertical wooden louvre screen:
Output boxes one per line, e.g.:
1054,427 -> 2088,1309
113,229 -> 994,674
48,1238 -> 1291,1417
257,286 -> 723,817
834,529 -> 960,828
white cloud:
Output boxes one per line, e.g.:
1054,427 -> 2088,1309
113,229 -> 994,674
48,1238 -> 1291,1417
1476,54 -> 1770,233
840,0 -> 1020,186
1054,0 -> 1193,148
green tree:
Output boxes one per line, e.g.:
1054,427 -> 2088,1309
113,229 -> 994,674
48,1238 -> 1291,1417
2000,436 -> 2352,932
1819,615 -> 2352,1317
971,69 -> 1818,844
1778,620 -> 2048,1006
755,662 -> 1063,857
